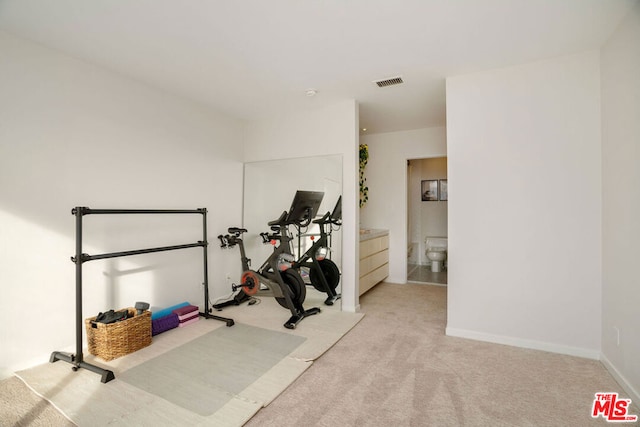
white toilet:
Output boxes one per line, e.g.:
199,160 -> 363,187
425,237 -> 447,272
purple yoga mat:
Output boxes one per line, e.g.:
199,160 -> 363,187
152,313 -> 179,336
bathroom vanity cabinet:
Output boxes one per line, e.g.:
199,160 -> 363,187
359,229 -> 389,295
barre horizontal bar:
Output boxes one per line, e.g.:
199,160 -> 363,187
75,242 -> 206,262
73,207 -> 206,215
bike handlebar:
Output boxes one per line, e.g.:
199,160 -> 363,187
312,211 -> 342,226
218,233 -> 242,248
260,232 -> 281,244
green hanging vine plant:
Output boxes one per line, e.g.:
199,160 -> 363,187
359,144 -> 369,208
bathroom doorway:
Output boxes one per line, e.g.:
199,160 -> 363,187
407,157 -> 448,285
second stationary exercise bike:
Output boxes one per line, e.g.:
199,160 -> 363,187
218,210 -> 321,329
289,195 -> 342,305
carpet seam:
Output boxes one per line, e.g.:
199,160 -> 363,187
13,372 -> 78,426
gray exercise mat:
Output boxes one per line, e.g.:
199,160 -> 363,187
118,323 -> 306,416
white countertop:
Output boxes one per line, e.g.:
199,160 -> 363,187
359,228 -> 389,241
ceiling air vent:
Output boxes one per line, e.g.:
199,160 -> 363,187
374,76 -> 404,88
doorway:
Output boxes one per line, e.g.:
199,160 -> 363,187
407,157 -> 448,285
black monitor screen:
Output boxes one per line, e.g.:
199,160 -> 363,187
288,190 -> 324,224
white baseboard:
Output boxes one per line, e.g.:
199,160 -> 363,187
342,303 -> 361,313
600,354 -> 640,405
445,327 -> 601,360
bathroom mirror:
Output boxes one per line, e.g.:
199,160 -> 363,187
243,155 -> 343,303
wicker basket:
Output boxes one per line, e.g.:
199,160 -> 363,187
85,308 -> 152,361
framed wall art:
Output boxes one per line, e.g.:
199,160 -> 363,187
421,180 -> 438,201
439,179 -> 448,201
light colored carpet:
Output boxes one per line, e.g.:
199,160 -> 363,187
246,283 -> 639,427
0,375 -> 74,427
13,290 -> 363,426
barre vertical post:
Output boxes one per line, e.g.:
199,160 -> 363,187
74,206 -> 84,366
50,207 -> 115,383
198,207 -> 234,326
202,208 -> 210,315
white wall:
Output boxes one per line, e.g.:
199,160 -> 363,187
0,32 -> 244,378
244,101 -> 359,311
242,155 -> 343,272
360,127 -> 447,283
446,51 -> 602,358
600,2 -> 640,402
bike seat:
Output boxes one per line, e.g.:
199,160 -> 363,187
228,227 -> 247,234
267,211 -> 288,227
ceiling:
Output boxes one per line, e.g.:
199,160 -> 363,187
0,0 -> 636,135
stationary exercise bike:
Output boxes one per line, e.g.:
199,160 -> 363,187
289,195 -> 342,306
218,209 -> 321,329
